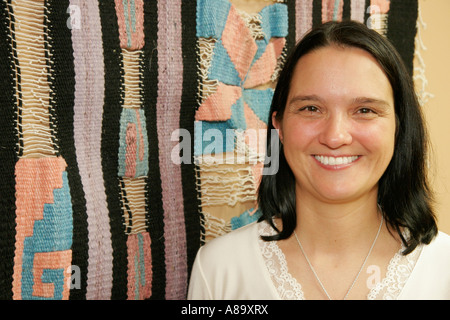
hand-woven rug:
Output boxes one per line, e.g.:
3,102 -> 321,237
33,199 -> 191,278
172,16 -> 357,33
0,0 -> 419,300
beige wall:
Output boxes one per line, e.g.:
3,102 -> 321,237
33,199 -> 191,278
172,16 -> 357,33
419,0 -> 450,234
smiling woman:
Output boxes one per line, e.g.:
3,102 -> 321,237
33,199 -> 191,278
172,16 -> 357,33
273,45 -> 396,206
188,20 -> 450,300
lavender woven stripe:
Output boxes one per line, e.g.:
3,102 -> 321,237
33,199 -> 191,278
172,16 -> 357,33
351,0 -> 366,23
156,0 -> 187,300
70,0 -> 113,299
295,0 -> 313,41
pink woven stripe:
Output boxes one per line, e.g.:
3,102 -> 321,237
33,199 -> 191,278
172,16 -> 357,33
32,251 -> 72,299
322,0 -> 344,22
126,232 -> 152,300
295,0 -> 313,41
351,0 -> 366,23
125,123 -> 138,177
70,0 -> 113,300
114,0 -> 145,50
156,0 -> 188,300
371,0 -> 390,14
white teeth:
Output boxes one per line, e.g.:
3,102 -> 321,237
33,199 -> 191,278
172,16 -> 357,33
314,155 -> 359,166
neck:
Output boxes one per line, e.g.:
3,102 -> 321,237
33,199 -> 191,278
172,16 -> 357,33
294,193 -> 382,255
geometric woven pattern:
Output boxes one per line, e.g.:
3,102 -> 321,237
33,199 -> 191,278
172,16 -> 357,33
195,0 -> 288,241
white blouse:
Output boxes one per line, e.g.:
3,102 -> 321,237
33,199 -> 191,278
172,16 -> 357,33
188,220 -> 450,300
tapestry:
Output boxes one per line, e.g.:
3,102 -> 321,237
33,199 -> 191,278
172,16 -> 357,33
0,0 -> 419,300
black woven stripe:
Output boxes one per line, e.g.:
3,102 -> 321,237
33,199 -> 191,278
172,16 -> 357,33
286,0 -> 297,50
45,0 -> 89,300
43,2 -> 59,155
142,0 -> 166,300
180,0 -> 202,290
5,0 -> 23,157
312,0 -> 322,27
0,0 -> 18,300
98,1 -> 128,300
364,0 -> 371,26
342,0 -> 351,21
386,0 -> 418,76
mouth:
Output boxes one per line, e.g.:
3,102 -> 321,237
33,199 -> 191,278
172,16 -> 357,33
313,155 -> 360,166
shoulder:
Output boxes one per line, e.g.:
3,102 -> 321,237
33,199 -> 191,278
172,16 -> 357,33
395,231 -> 450,299
417,231 -> 450,269
426,231 -> 450,253
198,221 -> 260,262
193,221 -> 266,280
436,230 -> 450,244
426,231 -> 450,258
189,221 -> 278,299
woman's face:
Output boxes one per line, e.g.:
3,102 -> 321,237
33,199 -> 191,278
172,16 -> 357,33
273,45 -> 396,204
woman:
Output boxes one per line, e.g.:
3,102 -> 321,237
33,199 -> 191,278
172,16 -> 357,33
188,21 -> 450,300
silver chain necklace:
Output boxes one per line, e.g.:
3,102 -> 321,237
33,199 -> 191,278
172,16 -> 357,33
293,216 -> 383,300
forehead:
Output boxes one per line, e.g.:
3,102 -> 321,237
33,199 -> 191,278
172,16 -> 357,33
288,45 -> 394,105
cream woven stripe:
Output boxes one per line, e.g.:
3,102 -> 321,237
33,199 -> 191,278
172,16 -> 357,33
11,0 -> 56,158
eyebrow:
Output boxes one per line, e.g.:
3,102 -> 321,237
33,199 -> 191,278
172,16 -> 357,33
351,97 -> 392,107
287,95 -> 392,108
287,94 -> 324,106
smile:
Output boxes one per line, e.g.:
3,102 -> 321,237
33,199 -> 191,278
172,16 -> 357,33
314,155 -> 360,166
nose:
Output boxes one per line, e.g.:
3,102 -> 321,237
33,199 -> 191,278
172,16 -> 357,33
318,114 -> 352,149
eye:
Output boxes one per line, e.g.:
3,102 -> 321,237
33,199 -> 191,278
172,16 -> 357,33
354,107 -> 379,120
357,107 -> 376,114
299,105 -> 320,113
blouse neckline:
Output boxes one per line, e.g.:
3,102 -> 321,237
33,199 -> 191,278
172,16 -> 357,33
257,220 -> 423,300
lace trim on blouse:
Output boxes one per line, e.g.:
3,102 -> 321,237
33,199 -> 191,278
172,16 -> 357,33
257,220 -> 423,300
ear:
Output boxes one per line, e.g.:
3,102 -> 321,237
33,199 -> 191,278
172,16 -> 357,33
272,111 -> 283,143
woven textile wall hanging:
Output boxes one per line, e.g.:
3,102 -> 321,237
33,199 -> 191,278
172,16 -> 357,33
0,0 -> 419,300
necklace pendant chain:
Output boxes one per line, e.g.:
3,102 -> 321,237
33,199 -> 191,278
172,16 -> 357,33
294,216 -> 384,300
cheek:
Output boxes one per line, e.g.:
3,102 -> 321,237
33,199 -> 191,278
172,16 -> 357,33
356,123 -> 396,160
281,126 -> 312,157
280,119 -> 317,146
279,122 -> 319,174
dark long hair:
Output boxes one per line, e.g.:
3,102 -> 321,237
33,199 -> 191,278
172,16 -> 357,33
258,20 -> 437,255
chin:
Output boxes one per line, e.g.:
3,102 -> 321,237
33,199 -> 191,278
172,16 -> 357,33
314,184 -> 376,204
